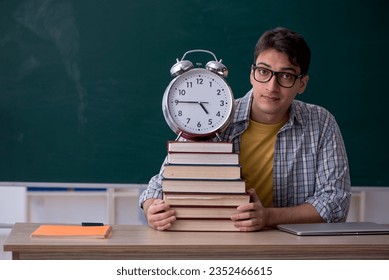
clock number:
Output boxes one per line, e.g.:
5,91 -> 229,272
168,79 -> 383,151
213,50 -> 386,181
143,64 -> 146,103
186,118 -> 191,124
208,119 -> 213,125
216,89 -> 221,95
197,121 -> 201,128
209,81 -> 213,87
196,78 -> 203,85
186,81 -> 193,88
216,111 -> 221,117
174,99 -> 179,105
220,100 -> 225,106
178,89 -> 186,95
178,110 -> 183,116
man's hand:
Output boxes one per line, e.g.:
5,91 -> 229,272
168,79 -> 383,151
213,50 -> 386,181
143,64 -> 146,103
231,189 -> 324,231
144,199 -> 176,231
231,188 -> 268,231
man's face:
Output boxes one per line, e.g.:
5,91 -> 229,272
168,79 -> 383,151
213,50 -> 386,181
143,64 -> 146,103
250,48 -> 309,124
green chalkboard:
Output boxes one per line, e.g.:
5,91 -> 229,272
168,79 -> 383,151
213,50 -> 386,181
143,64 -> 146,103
0,0 -> 388,185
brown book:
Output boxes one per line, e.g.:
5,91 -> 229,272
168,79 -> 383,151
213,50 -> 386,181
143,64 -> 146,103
167,152 -> 239,165
167,219 -> 239,231
164,192 -> 250,206
30,225 -> 112,239
172,206 -> 239,219
162,164 -> 241,180
162,179 -> 246,193
167,141 -> 233,153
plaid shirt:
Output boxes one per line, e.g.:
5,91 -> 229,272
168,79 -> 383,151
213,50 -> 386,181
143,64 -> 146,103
140,90 -> 351,222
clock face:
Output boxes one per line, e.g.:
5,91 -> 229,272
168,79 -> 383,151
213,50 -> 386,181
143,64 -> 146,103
163,68 -> 234,140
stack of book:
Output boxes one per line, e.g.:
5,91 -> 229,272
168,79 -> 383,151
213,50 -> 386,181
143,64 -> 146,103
162,141 -> 249,231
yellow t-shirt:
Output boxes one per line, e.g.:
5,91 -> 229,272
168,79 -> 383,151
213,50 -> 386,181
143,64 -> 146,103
240,117 -> 287,207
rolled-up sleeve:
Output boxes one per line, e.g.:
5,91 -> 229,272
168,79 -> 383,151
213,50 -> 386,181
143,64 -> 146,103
306,118 -> 351,222
138,159 -> 166,210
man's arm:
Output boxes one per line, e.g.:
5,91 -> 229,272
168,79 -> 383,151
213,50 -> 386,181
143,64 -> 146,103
265,204 -> 323,227
231,189 -> 323,231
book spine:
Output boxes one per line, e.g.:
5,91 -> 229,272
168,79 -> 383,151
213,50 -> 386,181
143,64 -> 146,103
162,164 -> 241,180
167,141 -> 233,153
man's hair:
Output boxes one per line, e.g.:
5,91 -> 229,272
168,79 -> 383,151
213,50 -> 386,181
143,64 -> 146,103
254,27 -> 311,75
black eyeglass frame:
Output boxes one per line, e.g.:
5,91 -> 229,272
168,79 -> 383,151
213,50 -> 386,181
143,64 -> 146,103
252,64 -> 305,88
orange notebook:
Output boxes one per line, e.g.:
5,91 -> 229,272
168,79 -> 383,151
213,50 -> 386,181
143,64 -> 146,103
31,225 -> 112,239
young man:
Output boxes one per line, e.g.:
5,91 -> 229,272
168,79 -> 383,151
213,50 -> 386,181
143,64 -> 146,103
139,27 -> 351,231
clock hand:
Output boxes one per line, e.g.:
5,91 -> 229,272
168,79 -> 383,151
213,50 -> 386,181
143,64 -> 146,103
176,100 -> 209,114
199,102 -> 209,114
176,101 -> 200,104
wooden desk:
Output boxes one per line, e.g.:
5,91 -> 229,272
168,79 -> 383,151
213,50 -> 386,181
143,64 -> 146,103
4,223 -> 389,259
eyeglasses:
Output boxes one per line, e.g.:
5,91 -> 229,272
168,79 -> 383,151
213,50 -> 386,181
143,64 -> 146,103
252,65 -> 304,88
